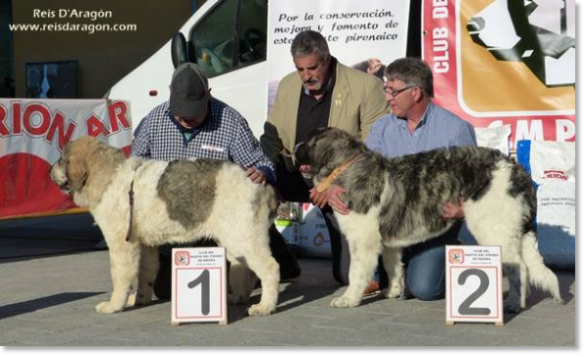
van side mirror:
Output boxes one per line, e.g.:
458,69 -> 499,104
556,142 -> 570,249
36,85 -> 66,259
171,32 -> 189,68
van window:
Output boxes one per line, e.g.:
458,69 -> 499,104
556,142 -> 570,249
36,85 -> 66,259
190,0 -> 267,78
190,0 -> 238,77
239,0 -> 268,64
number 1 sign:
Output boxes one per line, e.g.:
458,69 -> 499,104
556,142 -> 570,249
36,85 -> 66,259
446,245 -> 503,326
172,247 -> 228,325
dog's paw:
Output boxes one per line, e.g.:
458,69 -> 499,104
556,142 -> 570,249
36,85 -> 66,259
330,296 -> 360,308
126,293 -> 151,307
504,299 -> 521,314
135,292 -> 152,306
95,301 -> 123,314
247,303 -> 274,317
126,293 -> 137,307
228,293 -> 249,305
382,284 -> 404,299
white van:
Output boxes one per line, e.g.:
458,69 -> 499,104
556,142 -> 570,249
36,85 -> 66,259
106,0 -> 270,137
106,0 -> 421,138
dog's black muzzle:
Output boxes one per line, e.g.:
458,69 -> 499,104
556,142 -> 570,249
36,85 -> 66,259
294,127 -> 330,166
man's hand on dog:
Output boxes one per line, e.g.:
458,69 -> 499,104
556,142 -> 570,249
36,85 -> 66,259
311,185 -> 464,219
442,198 -> 465,220
246,167 -> 267,185
310,185 -> 349,215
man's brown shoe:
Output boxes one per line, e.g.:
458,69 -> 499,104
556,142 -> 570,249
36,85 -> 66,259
363,280 -> 381,296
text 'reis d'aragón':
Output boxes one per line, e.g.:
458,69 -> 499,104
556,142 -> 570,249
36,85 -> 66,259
33,9 -> 113,21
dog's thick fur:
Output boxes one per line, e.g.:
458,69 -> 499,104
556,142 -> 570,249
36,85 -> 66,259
299,128 -> 561,312
50,136 -> 280,316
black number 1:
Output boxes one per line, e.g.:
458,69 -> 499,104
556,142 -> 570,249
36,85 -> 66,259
458,269 -> 491,315
188,269 -> 210,315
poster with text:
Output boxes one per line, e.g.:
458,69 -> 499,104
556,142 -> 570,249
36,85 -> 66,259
267,0 -> 411,112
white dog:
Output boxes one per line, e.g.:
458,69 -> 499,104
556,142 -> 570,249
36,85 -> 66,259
50,136 -> 279,316
297,128 -> 562,312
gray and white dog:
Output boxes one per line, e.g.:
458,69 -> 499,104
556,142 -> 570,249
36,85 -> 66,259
296,128 -> 561,312
50,136 -> 279,316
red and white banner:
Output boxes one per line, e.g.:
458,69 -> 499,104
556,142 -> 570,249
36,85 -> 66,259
0,99 -> 133,219
422,0 -> 575,148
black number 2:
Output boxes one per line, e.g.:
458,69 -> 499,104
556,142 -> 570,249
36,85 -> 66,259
458,269 -> 491,315
188,269 -> 210,315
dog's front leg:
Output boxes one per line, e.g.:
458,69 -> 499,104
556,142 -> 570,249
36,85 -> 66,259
381,246 -> 404,299
331,227 -> 381,308
96,240 -> 140,314
128,244 -> 159,307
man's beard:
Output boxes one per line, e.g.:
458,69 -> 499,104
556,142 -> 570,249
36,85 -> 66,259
303,80 -> 323,92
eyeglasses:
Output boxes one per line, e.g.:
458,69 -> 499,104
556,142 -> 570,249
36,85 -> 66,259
384,85 -> 415,98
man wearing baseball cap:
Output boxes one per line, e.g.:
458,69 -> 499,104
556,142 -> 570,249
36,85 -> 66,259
167,62 -> 211,130
132,62 -> 300,300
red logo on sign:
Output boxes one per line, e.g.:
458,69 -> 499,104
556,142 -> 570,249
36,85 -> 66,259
175,251 -> 190,266
449,249 -> 465,264
542,170 -> 568,180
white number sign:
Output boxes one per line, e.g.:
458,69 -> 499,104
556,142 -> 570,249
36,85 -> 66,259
172,247 -> 228,325
445,245 -> 503,326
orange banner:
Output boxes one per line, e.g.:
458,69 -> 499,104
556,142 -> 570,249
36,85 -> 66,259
422,0 -> 575,148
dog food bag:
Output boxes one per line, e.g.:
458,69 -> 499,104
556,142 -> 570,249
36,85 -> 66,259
276,219 -> 300,247
518,140 -> 575,270
298,203 -> 332,258
276,202 -> 300,221
474,124 -> 512,156
275,202 -> 301,252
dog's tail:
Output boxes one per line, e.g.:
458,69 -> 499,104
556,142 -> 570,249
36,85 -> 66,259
522,231 -> 563,302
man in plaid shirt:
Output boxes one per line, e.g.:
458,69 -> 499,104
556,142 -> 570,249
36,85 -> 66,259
132,63 -> 299,300
133,64 -> 275,184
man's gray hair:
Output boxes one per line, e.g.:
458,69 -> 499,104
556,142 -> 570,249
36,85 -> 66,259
385,58 -> 434,98
290,30 -> 330,62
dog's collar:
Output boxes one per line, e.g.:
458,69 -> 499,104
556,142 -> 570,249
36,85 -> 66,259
79,172 -> 89,190
315,153 -> 362,193
125,163 -> 143,243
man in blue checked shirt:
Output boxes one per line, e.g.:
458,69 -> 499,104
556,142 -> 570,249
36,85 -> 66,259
132,63 -> 300,300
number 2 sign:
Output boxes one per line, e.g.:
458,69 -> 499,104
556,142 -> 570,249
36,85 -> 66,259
172,247 -> 228,325
446,245 -> 503,326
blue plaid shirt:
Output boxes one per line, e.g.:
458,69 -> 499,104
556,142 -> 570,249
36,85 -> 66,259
366,102 -> 477,157
132,98 -> 276,183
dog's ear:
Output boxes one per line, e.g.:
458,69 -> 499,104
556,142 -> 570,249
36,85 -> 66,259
67,154 -> 89,192
308,127 -> 329,142
293,141 -> 311,165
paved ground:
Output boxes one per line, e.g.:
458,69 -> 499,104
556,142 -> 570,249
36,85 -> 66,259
0,244 -> 576,346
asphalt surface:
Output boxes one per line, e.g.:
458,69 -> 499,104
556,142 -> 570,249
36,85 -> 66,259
0,213 -> 577,347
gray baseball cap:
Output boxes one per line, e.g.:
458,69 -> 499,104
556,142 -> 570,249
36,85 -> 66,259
169,63 -> 209,118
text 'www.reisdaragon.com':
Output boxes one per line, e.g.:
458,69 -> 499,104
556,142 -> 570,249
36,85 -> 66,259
9,22 -> 138,35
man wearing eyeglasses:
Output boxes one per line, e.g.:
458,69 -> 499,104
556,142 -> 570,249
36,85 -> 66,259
324,57 -> 477,301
